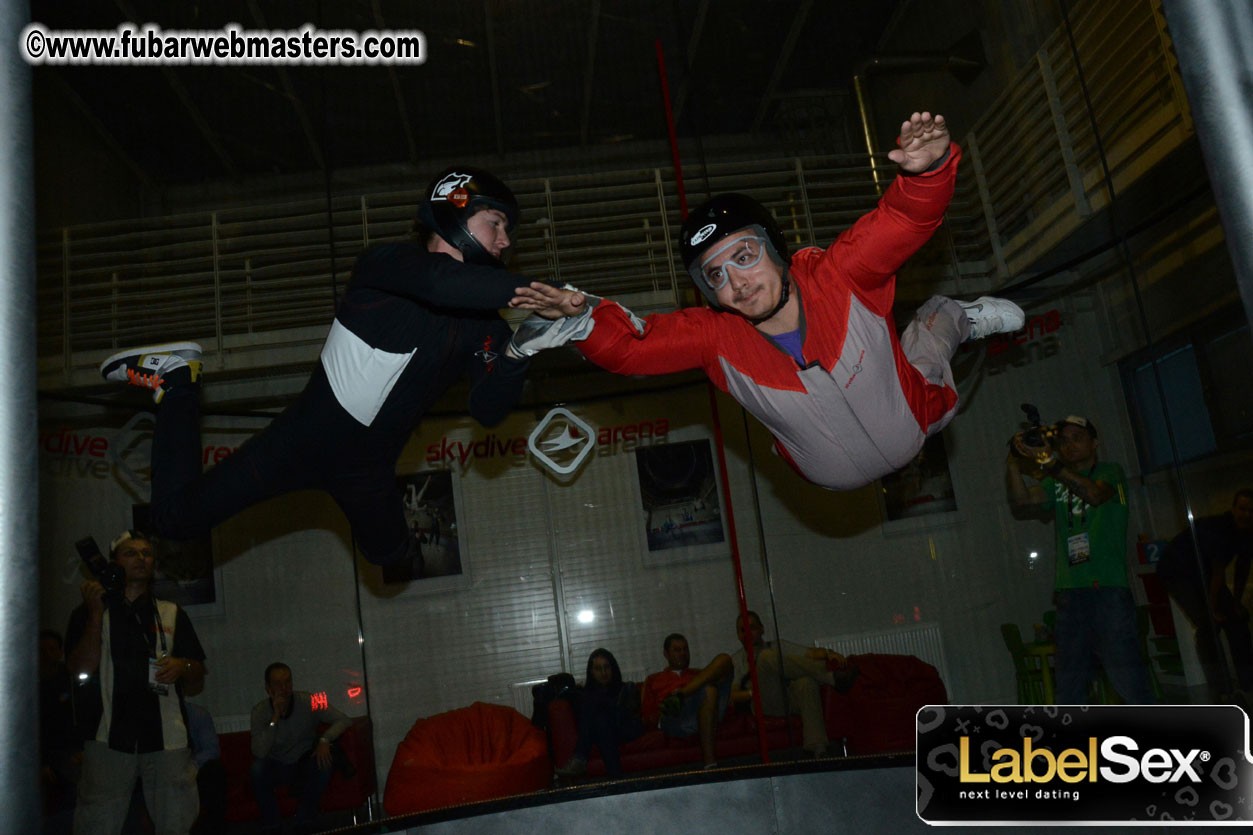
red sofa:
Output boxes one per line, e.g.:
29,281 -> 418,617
217,716 -> 377,824
548,653 -> 946,776
548,698 -> 802,777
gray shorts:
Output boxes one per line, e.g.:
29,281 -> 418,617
659,676 -> 732,738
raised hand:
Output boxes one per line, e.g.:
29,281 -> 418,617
887,112 -> 950,174
510,282 -> 587,320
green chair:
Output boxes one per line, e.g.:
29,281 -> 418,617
1000,623 -> 1046,703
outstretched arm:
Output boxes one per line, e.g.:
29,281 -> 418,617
514,282 -> 711,378
352,243 -> 553,311
809,112 -> 959,313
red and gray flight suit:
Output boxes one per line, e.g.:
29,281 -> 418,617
576,145 -> 969,490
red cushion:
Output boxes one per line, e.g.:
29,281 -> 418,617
824,654 -> 947,755
384,702 -> 550,815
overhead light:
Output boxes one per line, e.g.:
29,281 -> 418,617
577,609 -> 594,624
455,38 -> 476,47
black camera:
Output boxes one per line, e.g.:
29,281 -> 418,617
1020,403 -> 1054,447
1014,404 -> 1062,469
76,536 -> 125,598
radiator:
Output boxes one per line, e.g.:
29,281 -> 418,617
509,679 -> 549,716
214,713 -> 253,734
815,622 -> 951,691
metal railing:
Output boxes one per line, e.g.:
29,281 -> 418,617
35,0 -> 1193,389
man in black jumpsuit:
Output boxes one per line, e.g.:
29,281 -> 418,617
101,167 -> 546,571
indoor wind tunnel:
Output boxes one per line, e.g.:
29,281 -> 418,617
28,0 -> 1253,828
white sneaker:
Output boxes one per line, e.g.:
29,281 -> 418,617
99,341 -> 203,403
961,296 -> 1024,341
554,756 -> 587,778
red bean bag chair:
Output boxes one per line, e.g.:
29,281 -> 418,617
823,653 -> 948,755
384,702 -> 550,815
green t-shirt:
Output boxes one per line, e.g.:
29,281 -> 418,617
1041,461 -> 1130,590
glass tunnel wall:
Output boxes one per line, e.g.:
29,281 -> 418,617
30,0 -> 1253,817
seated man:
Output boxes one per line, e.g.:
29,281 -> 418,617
641,634 -> 733,769
730,610 -> 856,757
249,663 -> 352,834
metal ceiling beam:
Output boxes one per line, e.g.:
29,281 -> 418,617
114,0 -> 238,176
580,0 -> 601,146
751,0 -> 813,134
248,0 -> 324,169
46,70 -> 155,191
484,0 -> 505,157
372,0 -> 419,165
672,0 -> 708,126
114,0 -> 238,178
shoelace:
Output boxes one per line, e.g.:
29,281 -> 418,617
126,367 -> 164,390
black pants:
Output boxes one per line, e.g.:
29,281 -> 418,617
193,759 -> 227,835
149,371 -> 411,565
1159,572 -> 1253,698
573,698 -> 644,777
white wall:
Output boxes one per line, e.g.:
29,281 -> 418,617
41,290 -> 1160,791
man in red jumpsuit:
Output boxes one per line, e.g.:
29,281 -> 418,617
510,112 -> 1023,490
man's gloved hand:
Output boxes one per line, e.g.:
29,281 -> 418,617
508,308 -> 596,358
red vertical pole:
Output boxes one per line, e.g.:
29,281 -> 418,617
654,39 -> 770,765
654,40 -> 688,219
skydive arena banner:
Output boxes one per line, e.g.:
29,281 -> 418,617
917,705 -> 1253,825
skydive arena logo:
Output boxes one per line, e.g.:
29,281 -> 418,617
527,407 -> 595,476
917,705 -> 1253,824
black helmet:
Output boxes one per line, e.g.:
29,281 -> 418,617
680,193 -> 790,308
417,166 -> 520,268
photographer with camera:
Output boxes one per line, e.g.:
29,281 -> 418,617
65,530 -> 206,835
1005,413 -> 1155,705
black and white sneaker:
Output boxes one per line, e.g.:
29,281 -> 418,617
554,756 -> 588,778
961,296 -> 1024,341
99,342 -> 202,404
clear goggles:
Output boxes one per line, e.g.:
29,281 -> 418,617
697,235 -> 768,291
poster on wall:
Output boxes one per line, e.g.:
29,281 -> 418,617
879,434 -> 958,526
131,504 -> 223,615
634,439 -> 728,565
383,468 -> 469,592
